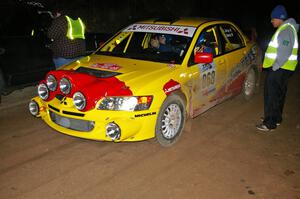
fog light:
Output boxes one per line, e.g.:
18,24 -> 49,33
106,122 -> 121,141
38,83 -> 49,100
46,74 -> 57,91
60,78 -> 71,94
29,100 -> 39,116
73,92 -> 86,110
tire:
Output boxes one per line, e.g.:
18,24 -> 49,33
242,67 -> 257,101
155,94 -> 186,147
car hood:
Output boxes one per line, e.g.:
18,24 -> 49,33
64,54 -> 178,91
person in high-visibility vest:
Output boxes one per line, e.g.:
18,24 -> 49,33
256,5 -> 299,131
47,7 -> 86,69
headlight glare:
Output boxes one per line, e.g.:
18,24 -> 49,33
46,75 -> 57,91
60,78 -> 71,94
38,83 -> 49,100
73,92 -> 86,110
98,96 -> 152,111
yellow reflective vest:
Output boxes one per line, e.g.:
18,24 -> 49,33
65,16 -> 85,40
263,23 -> 298,71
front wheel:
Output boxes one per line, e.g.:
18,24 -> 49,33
155,94 -> 186,147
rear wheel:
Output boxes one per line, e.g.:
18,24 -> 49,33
243,67 -> 256,101
155,94 -> 186,147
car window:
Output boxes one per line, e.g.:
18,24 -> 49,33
188,25 -> 219,66
195,26 -> 219,56
218,24 -> 245,53
97,31 -> 192,64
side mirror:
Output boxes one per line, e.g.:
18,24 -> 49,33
194,52 -> 213,63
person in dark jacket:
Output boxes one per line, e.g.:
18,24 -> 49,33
47,8 -> 86,69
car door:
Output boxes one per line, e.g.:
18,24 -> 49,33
188,25 -> 228,117
217,23 -> 246,95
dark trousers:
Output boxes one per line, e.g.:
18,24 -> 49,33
263,68 -> 293,129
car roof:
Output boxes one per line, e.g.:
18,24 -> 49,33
137,17 -> 223,27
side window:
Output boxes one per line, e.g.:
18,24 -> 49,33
218,24 -> 245,53
102,32 -> 148,53
112,36 -> 129,53
195,27 -> 219,56
101,32 -> 131,52
189,26 -> 219,65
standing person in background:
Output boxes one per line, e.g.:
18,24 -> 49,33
47,7 -> 86,69
256,5 -> 299,131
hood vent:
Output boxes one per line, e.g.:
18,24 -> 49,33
76,67 -> 121,78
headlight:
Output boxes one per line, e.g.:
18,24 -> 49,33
60,77 -> 71,94
46,75 -> 57,91
73,92 -> 86,110
38,83 -> 49,100
98,96 -> 153,111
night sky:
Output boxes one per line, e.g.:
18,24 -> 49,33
45,0 -> 299,48
1,0 -> 299,47
2,0 -> 298,29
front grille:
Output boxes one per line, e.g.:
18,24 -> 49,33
49,111 -> 94,132
62,110 -> 85,117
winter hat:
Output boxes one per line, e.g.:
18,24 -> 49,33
271,5 -> 288,20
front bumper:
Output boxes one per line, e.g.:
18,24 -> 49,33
31,96 -> 158,142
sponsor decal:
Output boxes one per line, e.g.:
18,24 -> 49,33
123,24 -> 196,37
60,96 -> 67,105
197,62 -> 216,95
223,28 -> 234,38
283,40 -> 289,46
163,79 -> 181,95
198,62 -> 215,73
135,112 -> 157,118
90,63 -> 121,71
231,46 -> 257,79
26,1 -> 44,8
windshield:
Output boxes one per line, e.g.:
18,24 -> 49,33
96,31 -> 193,64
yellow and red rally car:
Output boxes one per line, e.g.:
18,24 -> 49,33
29,18 -> 262,147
